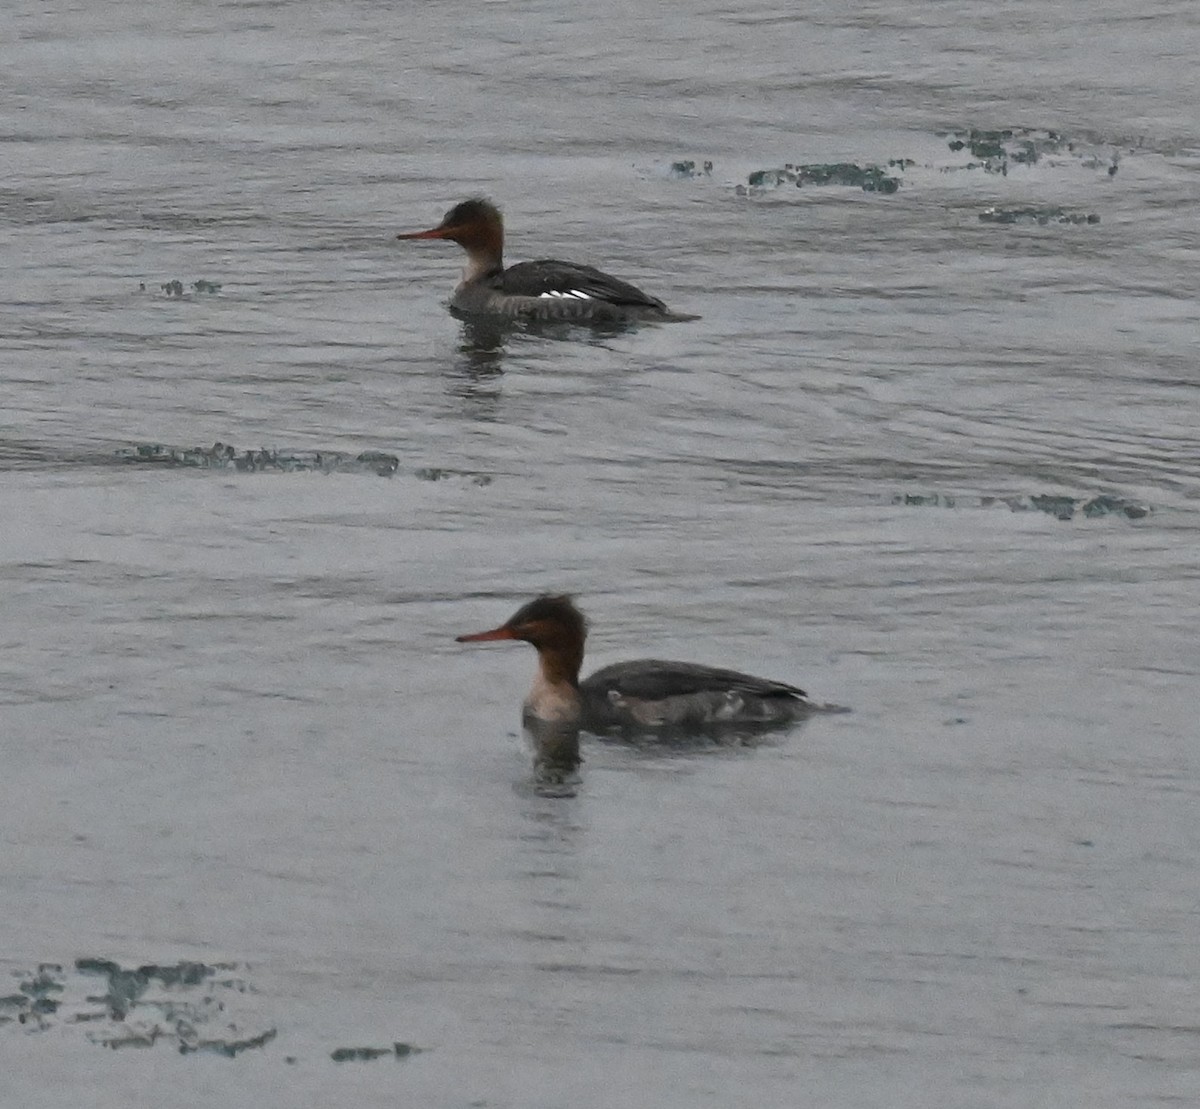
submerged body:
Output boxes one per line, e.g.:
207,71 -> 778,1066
456,596 -> 828,770
397,199 -> 696,324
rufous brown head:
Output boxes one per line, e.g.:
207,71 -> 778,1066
456,594 -> 587,651
396,198 -> 503,251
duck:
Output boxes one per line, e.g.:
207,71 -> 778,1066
456,595 -> 831,770
397,199 -> 697,323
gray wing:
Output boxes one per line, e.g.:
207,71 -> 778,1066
583,659 -> 808,702
499,260 -> 668,310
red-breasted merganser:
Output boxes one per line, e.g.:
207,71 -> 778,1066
397,199 -> 697,323
457,596 -> 832,764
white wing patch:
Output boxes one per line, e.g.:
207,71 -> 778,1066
539,289 -> 594,300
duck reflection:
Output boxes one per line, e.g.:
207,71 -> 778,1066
523,715 -> 582,797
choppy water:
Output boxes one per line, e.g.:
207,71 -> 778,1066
3,1 -> 1199,1105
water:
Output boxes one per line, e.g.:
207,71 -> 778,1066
3,0 -> 1199,1104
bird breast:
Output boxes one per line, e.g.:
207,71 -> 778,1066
524,667 -> 582,724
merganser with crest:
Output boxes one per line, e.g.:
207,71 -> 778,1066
397,199 -> 696,323
457,596 -> 834,770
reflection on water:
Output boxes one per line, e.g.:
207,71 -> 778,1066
445,318 -> 510,419
524,715 -> 583,798
514,792 -> 584,886
516,790 -> 584,838
456,316 -> 513,368
447,312 -> 641,420
454,311 -> 649,364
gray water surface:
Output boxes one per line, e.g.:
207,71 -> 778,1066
3,1 -> 1199,1105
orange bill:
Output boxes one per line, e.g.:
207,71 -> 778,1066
456,625 -> 517,643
